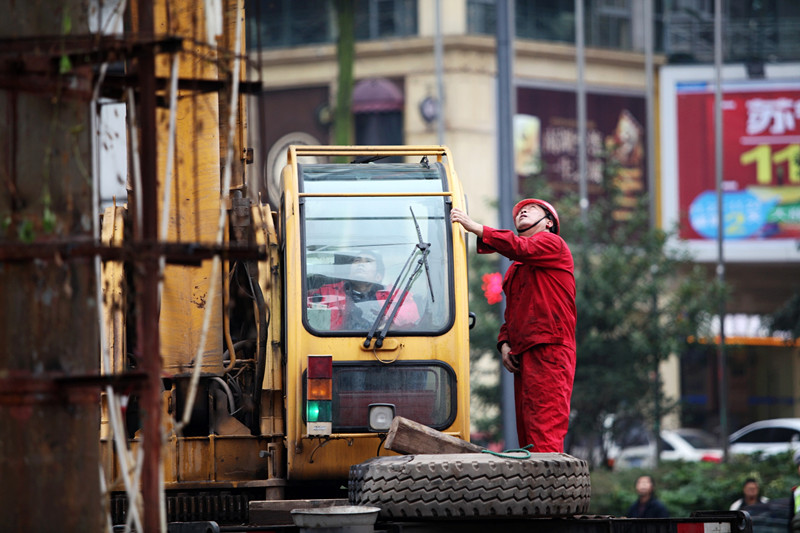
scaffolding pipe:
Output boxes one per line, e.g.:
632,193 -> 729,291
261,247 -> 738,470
134,0 -> 163,530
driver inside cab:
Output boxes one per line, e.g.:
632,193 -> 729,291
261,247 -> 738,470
307,250 -> 419,331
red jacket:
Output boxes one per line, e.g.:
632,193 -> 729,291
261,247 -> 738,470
478,226 -> 576,354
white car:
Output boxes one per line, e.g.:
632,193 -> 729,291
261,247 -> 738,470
614,428 -> 723,470
728,418 -> 800,457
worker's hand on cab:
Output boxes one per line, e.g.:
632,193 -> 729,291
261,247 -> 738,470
500,343 -> 519,373
450,208 -> 482,237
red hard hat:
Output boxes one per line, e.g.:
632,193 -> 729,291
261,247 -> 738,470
512,198 -> 560,235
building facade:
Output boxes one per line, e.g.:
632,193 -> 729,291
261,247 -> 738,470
245,0 -> 800,437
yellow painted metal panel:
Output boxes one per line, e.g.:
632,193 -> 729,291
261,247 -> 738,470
178,438 -> 214,482
101,205 -> 128,376
154,1 -> 224,374
214,436 -> 269,481
100,205 -> 127,445
253,204 -> 285,439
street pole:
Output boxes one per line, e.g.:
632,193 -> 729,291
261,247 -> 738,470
713,0 -> 730,461
576,0 -> 588,224
643,0 -> 662,467
496,0 -> 518,449
644,0 -> 656,227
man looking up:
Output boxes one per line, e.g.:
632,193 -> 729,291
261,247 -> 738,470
450,199 -> 576,452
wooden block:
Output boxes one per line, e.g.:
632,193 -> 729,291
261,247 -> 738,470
383,416 -> 484,455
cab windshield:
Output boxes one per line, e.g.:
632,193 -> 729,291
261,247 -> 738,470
301,162 -> 453,336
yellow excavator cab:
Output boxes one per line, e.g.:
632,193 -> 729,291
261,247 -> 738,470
278,145 -> 472,481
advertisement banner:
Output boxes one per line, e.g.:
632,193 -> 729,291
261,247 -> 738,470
676,80 -> 800,241
516,86 -> 648,220
660,64 -> 800,262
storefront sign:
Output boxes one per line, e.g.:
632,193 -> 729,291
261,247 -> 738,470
515,86 -> 647,220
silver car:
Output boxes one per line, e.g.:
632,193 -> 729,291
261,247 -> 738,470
614,428 -> 723,470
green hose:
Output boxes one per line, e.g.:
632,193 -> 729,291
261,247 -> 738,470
480,444 -> 533,459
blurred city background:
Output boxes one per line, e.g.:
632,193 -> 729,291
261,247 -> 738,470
234,0 -> 800,459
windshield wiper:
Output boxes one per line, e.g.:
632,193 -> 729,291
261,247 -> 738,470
363,244 -> 418,348
409,206 -> 434,302
363,207 -> 433,349
351,154 -> 388,164
374,245 -> 429,347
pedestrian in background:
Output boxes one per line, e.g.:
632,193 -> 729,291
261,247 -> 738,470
450,198 -> 576,453
730,477 -> 768,510
627,475 -> 670,518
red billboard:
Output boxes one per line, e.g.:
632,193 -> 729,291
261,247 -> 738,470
660,65 -> 800,262
676,80 -> 800,241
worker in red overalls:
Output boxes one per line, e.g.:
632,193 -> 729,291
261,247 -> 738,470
451,198 -> 576,452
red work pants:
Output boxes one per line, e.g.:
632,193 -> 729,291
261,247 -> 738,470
513,343 -> 575,453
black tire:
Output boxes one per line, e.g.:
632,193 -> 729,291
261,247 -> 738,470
348,452 -> 591,519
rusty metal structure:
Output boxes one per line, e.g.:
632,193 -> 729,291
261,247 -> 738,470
0,1 -> 259,530
0,3 -> 477,530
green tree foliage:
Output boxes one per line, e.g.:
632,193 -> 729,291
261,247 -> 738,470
333,0 -> 354,153
767,289 -> 800,340
766,152 -> 800,341
467,251 -> 504,442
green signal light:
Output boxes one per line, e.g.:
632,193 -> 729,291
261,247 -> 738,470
307,402 -> 319,421
306,400 -> 331,422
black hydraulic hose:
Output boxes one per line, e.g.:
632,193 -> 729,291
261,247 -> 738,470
246,261 -> 268,434
222,339 -> 256,363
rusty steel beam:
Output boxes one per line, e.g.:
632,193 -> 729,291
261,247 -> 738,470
101,74 -> 263,99
0,2 -> 105,528
0,372 -> 147,407
135,0 -> 162,530
0,34 -> 261,100
0,35 -> 183,64
0,240 -> 266,264
0,35 -> 183,101
0,65 -> 94,100
0,37 -> 261,104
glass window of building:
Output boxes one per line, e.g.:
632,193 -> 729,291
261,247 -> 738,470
468,1 -> 643,51
355,0 -> 418,40
663,0 -> 800,63
516,0 -> 576,44
246,0 -> 417,50
588,0 -> 633,50
245,0 -> 333,49
466,0 -> 496,35
468,0 -> 576,43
